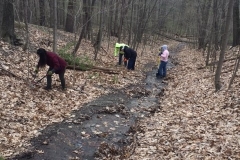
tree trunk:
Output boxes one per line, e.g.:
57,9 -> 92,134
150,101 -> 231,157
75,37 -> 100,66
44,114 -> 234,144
48,0 -> 54,28
127,1 -> 134,45
57,0 -> 66,29
107,0 -> 113,48
215,0 -> 234,91
72,0 -> 88,55
197,0 -> 212,50
1,0 -> 15,45
65,0 -> 75,32
39,0 -> 45,26
0,0 -> 4,36
94,0 -> 104,60
232,0 -> 240,47
86,0 -> 96,41
113,0 -> 119,37
228,47 -> 240,89
53,0 -> 57,52
219,0 -> 227,50
23,0 -> 29,51
213,0 -> 220,51
117,0 -> 126,42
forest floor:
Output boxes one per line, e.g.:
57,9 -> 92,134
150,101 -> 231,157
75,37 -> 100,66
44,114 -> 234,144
0,25 -> 240,160
9,45 -> 179,160
0,24 -> 174,159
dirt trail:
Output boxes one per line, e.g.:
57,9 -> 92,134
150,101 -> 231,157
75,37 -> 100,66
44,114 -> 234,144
10,43 -> 185,160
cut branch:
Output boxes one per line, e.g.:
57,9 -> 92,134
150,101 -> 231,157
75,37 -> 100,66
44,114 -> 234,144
66,65 -> 120,74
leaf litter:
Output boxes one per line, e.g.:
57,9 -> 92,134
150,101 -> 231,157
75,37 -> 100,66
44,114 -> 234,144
1,24 -> 240,160
0,24 -> 161,158
126,48 -> 240,160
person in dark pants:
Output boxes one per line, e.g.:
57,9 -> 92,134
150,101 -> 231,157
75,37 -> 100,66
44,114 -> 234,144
120,46 -> 137,70
34,48 -> 67,90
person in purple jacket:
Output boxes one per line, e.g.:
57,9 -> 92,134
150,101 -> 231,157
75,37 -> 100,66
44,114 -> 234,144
34,48 -> 67,90
156,45 -> 169,78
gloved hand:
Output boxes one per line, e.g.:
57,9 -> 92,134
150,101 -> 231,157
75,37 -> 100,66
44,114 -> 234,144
47,70 -> 53,76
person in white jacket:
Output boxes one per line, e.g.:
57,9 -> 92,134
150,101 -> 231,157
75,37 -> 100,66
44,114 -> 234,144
156,45 -> 169,78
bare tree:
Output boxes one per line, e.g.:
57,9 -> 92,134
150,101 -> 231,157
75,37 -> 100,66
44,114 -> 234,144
57,0 -> 66,29
65,0 -> 75,32
117,0 -> 127,42
23,0 -> 30,81
1,0 -> 15,45
94,0 -> 104,60
72,0 -> 88,55
215,0 -> 234,91
127,1 -> 134,45
0,0 -> 4,37
228,47 -> 240,89
85,0 -> 96,41
197,0 -> 212,50
132,0 -> 158,50
232,0 -> 240,47
39,0 -> 45,26
205,0 -> 219,66
53,0 -> 57,52
23,0 -> 29,51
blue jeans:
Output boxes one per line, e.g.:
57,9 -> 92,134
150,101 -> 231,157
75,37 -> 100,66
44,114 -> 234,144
157,61 -> 167,77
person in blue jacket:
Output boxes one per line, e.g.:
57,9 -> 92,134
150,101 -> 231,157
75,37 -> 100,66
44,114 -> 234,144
120,46 -> 137,70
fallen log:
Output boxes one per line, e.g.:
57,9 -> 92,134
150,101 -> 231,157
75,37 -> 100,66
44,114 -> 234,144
66,65 -> 121,74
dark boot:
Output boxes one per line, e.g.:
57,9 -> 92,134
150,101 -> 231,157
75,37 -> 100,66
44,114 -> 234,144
59,71 -> 66,90
43,86 -> 51,90
45,75 -> 52,90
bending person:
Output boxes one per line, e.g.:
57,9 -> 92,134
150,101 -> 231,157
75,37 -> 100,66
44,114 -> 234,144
34,48 -> 67,90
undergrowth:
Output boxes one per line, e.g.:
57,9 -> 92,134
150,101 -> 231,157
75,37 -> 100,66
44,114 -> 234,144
58,42 -> 93,71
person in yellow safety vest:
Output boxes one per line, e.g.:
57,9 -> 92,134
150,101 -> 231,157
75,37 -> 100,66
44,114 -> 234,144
114,43 -> 129,66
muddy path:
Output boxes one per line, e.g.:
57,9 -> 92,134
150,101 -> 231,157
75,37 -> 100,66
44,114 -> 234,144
11,43 -> 185,160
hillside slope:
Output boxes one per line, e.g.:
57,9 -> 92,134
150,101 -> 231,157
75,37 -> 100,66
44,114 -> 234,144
0,25 -> 175,158
127,47 -> 240,159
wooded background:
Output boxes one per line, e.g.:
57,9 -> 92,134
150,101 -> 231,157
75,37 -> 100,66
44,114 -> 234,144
0,0 -> 240,91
